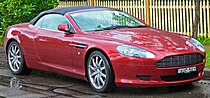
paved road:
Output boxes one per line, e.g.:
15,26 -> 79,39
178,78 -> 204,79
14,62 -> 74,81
0,46 -> 210,98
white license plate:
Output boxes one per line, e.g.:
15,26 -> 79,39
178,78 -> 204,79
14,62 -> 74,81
177,66 -> 196,74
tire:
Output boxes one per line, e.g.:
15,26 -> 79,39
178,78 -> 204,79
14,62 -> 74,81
87,51 -> 116,93
7,41 -> 31,75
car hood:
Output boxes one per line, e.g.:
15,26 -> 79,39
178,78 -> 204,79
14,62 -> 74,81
90,27 -> 198,54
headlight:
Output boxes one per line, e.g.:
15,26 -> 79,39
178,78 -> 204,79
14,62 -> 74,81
189,38 -> 205,52
116,45 -> 155,58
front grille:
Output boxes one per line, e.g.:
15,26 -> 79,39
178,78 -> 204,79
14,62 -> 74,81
161,72 -> 198,81
155,54 -> 204,68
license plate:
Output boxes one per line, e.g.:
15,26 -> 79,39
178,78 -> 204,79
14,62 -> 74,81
177,66 -> 196,74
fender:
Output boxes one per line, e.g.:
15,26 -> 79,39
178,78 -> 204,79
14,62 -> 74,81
5,28 -> 22,52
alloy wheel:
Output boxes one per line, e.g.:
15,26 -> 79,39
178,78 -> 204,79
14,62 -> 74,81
8,43 -> 22,72
88,54 -> 107,90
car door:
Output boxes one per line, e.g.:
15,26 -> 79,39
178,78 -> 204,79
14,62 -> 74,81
34,14 -> 75,70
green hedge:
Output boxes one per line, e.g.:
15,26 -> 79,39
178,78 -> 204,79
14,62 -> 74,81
0,0 -> 59,35
205,50 -> 210,68
0,35 -> 3,45
197,36 -> 210,45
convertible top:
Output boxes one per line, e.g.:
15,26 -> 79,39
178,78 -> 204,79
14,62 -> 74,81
29,6 -> 110,25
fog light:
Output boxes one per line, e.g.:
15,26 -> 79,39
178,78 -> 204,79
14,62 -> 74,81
137,75 -> 150,81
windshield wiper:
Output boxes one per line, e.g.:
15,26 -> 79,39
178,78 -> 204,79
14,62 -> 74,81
91,29 -> 104,31
103,25 -> 130,30
90,25 -> 128,31
91,25 -> 147,32
128,25 -> 147,28
103,25 -> 147,30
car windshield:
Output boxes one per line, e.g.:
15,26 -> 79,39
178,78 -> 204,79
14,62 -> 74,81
70,10 -> 146,32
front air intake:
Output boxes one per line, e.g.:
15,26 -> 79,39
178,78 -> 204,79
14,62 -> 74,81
155,53 -> 204,68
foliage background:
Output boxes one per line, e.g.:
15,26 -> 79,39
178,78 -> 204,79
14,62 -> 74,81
206,50 -> 210,68
0,0 -> 59,36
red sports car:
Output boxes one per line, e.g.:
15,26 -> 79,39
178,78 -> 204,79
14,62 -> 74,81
4,6 -> 205,92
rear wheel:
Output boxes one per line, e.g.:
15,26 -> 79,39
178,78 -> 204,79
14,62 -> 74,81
7,41 -> 31,75
87,51 -> 115,93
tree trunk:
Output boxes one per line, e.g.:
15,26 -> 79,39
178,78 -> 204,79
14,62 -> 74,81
192,0 -> 200,39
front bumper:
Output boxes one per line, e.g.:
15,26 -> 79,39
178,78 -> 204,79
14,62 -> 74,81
111,56 -> 205,88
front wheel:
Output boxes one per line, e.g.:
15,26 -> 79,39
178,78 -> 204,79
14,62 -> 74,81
7,41 -> 31,75
87,51 -> 116,93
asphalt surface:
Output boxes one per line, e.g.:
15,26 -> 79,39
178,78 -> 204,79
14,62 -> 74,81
0,46 -> 210,98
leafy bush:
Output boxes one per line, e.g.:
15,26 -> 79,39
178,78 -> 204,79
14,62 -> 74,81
196,36 -> 210,45
25,0 -> 59,20
0,35 -> 3,45
205,50 -> 210,68
0,0 -> 59,35
0,0 -> 35,35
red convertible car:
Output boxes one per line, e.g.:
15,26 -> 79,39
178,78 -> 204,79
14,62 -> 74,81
4,6 -> 205,92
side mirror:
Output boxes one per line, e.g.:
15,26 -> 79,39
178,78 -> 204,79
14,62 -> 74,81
58,24 -> 74,33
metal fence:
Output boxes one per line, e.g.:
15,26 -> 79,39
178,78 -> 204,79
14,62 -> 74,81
57,0 -> 210,37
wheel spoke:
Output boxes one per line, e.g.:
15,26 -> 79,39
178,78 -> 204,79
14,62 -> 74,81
11,59 -> 16,64
90,65 -> 96,71
101,72 -> 106,78
14,46 -> 17,53
99,76 -> 105,85
15,49 -> 20,55
91,71 -> 98,77
13,62 -> 17,70
91,59 -> 97,68
12,46 -> 16,54
9,57 -> 14,60
16,56 -> 21,59
9,50 -> 15,57
98,59 -> 103,66
15,61 -> 20,70
97,75 -> 100,86
16,60 -> 21,65
96,56 -> 99,65
100,66 -> 105,71
93,75 -> 97,83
